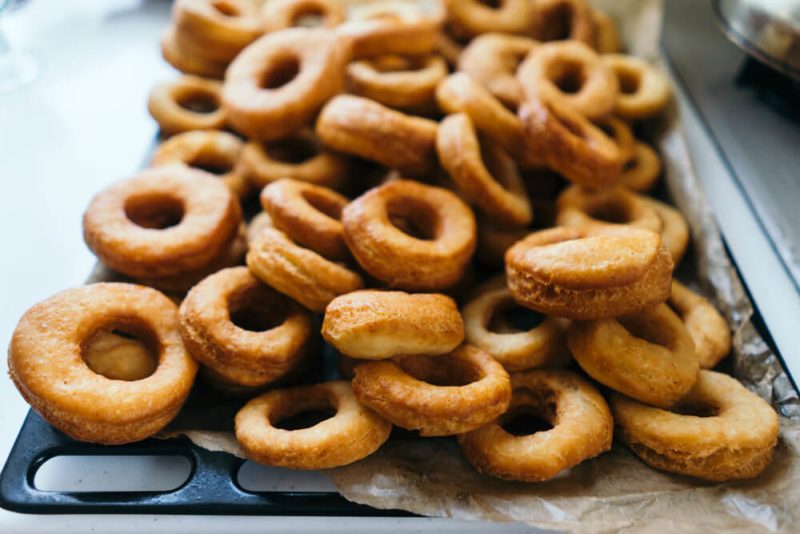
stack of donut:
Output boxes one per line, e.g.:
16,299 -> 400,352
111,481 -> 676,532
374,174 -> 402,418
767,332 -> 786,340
8,0 -> 779,485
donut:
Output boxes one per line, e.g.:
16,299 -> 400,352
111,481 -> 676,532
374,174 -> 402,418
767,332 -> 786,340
235,380 -> 392,469
643,198 -> 690,264
222,28 -> 351,141
316,95 -> 438,176
517,40 -> 618,120
519,97 -> 623,187
260,178 -> 350,260
669,281 -> 731,369
457,33 -> 538,109
83,165 -> 242,279
602,54 -> 672,120
593,115 -> 635,164
529,0 -> 595,45
346,54 -> 447,112
437,113 -> 533,227
160,25 -> 228,79
337,11 -> 442,59
462,278 -> 567,371
238,129 -> 350,190
352,345 -> 511,436
8,283 -> 198,444
458,369 -> 613,482
172,0 -> 263,64
620,141 -> 661,193
592,9 -> 622,54
342,179 -> 476,291
555,185 -> 662,234
247,227 -> 364,312
322,290 -> 464,360
262,0 -> 345,32
505,226 -> 674,320
611,370 -> 779,481
443,0 -> 533,38
246,211 -> 274,245
476,220 -> 530,268
147,76 -> 226,135
151,130 -> 250,199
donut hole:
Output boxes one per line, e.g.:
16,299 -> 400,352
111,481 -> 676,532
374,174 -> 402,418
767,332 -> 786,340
549,59 -> 586,94
271,398 -> 337,430
260,55 -> 301,89
302,190 -> 344,221
125,194 -> 185,230
187,152 -> 235,176
386,196 -> 440,241
619,315 -> 673,348
488,300 -> 545,333
82,323 -> 159,381
176,90 -> 219,114
396,354 -> 482,387
292,5 -> 327,27
499,406 -> 555,436
479,0 -> 503,9
551,106 -> 588,140
617,67 -> 642,95
370,55 -> 423,74
212,0 -> 241,17
670,402 -> 720,418
265,136 -> 318,164
228,286 -> 288,332
623,153 -> 640,172
539,3 -> 574,41
585,198 -> 633,224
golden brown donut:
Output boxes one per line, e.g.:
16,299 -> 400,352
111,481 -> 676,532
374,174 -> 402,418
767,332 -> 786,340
337,10 -> 442,59
179,266 -> 312,389
669,281 -> 731,369
247,227 -> 364,312
457,33 -> 538,109
643,197 -> 690,264
152,130 -> 250,199
555,184 -> 662,234
529,0 -> 595,45
322,290 -> 464,360
262,0 -> 345,32
222,28 -> 350,141
83,166 -> 242,279
506,226 -> 674,320
316,95 -> 438,176
603,54 -> 672,120
246,211 -> 274,246
568,303 -> 699,407
611,370 -> 779,481
235,380 -> 392,469
161,25 -> 228,79
352,345 -> 511,436
8,283 -> 197,444
147,76 -> 226,135
346,54 -> 447,112
342,179 -> 476,291
443,0 -> 533,38
238,129 -> 350,190
458,369 -> 613,482
592,9 -> 622,54
172,0 -> 263,64
517,40 -> 618,120
437,113 -> 533,227
620,141 -> 661,193
260,178 -> 349,260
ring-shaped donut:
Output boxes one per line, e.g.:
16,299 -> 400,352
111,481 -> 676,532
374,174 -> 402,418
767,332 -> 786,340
262,0 -> 345,33
222,28 -> 350,141
260,178 -> 349,260
555,185 -> 662,234
161,26 -> 227,79
172,0 -> 263,64
592,9 -> 622,54
443,0 -> 533,38
347,54 -> 447,112
352,345 -> 511,436
611,370 -> 779,481
342,179 -> 476,291
8,283 -> 198,444
620,141 -> 661,193
669,281 -> 731,369
337,11 -> 442,58
458,369 -> 612,481
506,226 -> 674,320
246,211 -> 274,246
437,113 -> 533,227
568,303 -> 699,407
602,54 -> 672,120
643,197 -> 690,264
529,0 -> 595,45
147,76 -> 226,135
322,290 -> 464,360
247,227 -> 364,312
316,95 -> 438,176
235,380 -> 392,469
83,165 -> 242,279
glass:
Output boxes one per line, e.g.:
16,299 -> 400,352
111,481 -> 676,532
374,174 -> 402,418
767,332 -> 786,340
0,0 -> 38,92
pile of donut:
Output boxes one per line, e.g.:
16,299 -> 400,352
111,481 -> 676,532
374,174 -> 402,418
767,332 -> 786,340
8,0 -> 780,485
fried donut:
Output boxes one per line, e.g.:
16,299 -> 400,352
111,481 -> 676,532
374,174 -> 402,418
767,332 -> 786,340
247,227 -> 363,312
352,345 -> 511,436
620,141 -> 661,193
443,0 -> 533,38
161,25 -> 227,79
519,97 -> 623,187
643,198 -> 690,264
83,166 -> 241,279
458,369 -> 612,482
235,380 -> 391,469
222,28 -> 350,141
529,0 -> 595,45
517,40 -> 618,120
262,0 -> 345,32
172,0 -> 263,64
611,370 -> 779,481
260,178 -> 349,260
457,33 -> 538,109
437,113 -> 533,227
592,9 -> 622,54
555,185 -> 662,234
346,54 -> 447,112
669,281 -> 731,369
152,130 -> 249,199
342,180 -> 476,291
239,129 -> 350,189
179,266 -> 312,389
337,11 -> 442,58
316,95 -> 438,176
506,226 -> 674,320
322,290 -> 464,360
8,283 -> 197,444
462,279 -> 566,371
603,54 -> 672,120
147,76 -> 226,135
